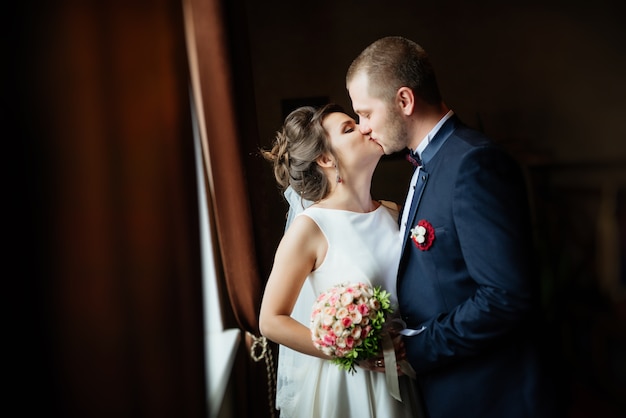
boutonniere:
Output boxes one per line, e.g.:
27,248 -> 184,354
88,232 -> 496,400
410,220 -> 435,251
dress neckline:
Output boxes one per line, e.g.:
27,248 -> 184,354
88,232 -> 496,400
306,202 -> 383,215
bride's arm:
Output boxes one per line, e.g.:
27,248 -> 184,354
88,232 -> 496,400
259,215 -> 332,360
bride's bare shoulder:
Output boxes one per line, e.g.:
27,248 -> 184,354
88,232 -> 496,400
282,213 -> 322,245
276,212 -> 327,270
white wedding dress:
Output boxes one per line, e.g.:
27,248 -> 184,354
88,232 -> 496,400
276,192 -> 422,418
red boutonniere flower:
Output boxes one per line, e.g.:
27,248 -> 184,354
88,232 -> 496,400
410,220 -> 435,251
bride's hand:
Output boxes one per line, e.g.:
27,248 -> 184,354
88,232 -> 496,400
357,356 -> 386,373
357,337 -> 407,375
357,356 -> 408,376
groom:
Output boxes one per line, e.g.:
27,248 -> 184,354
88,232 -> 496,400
347,36 -> 555,418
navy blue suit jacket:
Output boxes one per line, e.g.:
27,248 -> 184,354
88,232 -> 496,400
398,116 -> 554,418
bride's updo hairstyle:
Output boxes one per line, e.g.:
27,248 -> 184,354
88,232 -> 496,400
263,103 -> 344,202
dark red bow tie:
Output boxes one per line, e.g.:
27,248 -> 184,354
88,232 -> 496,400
405,149 -> 422,167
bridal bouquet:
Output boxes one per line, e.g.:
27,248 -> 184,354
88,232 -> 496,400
310,282 -> 392,374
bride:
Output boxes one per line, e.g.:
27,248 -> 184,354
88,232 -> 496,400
259,104 -> 423,418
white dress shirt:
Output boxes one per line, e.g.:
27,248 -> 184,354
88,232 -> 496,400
399,110 -> 454,240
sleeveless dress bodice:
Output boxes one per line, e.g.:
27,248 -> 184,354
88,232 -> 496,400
304,204 -> 401,306
275,204 -> 422,418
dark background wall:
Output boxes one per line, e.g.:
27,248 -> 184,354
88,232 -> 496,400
239,1 -> 626,416
245,0 -> 625,164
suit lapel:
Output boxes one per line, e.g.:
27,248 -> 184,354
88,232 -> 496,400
401,168 -> 429,250
399,116 -> 458,251
402,115 -> 459,249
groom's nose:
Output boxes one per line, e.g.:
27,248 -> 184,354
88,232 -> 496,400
358,119 -> 371,135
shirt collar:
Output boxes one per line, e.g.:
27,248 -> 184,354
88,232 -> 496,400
413,110 -> 455,158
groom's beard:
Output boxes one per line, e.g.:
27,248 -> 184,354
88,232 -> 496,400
386,106 -> 409,154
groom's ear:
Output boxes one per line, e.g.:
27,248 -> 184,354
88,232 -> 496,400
396,87 -> 415,115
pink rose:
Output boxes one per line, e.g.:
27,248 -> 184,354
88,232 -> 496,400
357,303 -> 369,316
362,325 -> 372,338
345,336 -> 354,349
335,347 -> 348,358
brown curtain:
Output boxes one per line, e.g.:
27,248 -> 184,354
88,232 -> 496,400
13,1 -> 206,417
183,0 -> 261,335
183,0 -> 275,417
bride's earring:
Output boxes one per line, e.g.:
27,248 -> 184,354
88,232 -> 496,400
335,164 -> 343,184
